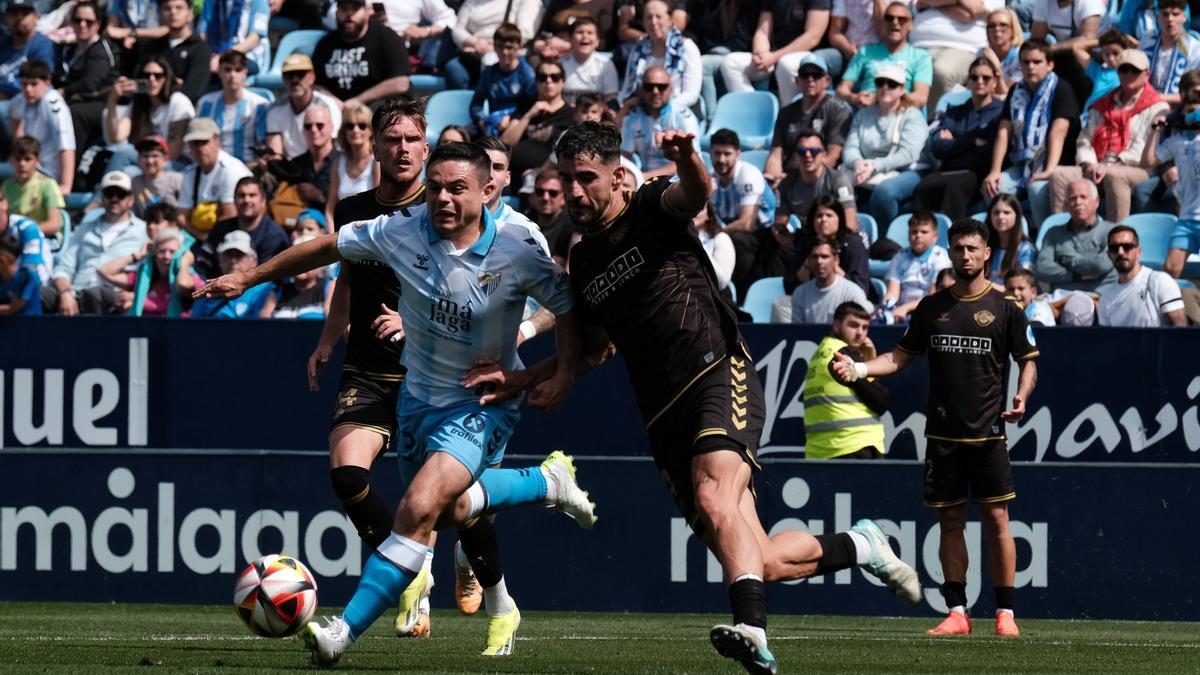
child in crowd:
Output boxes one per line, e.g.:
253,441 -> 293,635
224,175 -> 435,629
0,235 -> 40,315
880,212 -> 951,323
470,23 -> 536,137
2,136 -> 64,240
1005,267 -> 1056,326
292,209 -> 326,241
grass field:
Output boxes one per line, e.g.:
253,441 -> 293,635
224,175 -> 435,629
0,603 -> 1197,674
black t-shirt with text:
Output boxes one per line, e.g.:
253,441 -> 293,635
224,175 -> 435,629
313,23 -> 411,101
569,177 -> 745,426
897,285 -> 1039,442
332,186 -> 425,376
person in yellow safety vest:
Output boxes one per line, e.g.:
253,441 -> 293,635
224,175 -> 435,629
802,301 -> 889,459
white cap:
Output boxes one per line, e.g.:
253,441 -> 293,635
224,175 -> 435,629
216,229 -> 255,256
874,64 -> 907,87
99,171 -> 133,192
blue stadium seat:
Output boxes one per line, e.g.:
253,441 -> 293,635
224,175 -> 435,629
702,91 -> 778,151
409,74 -> 447,97
934,88 -> 972,117
1036,212 -> 1072,249
742,276 -> 785,323
726,280 -> 737,304
1123,212 -> 1178,271
856,212 -> 878,246
870,277 -> 886,301
425,90 -> 475,146
252,29 -> 326,90
65,192 -> 94,211
248,86 -> 276,104
885,213 -> 951,247
740,149 -> 768,171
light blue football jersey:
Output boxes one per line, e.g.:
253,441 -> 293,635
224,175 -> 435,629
337,205 -> 574,408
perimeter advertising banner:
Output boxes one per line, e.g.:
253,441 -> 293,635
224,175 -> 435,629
0,452 -> 1194,620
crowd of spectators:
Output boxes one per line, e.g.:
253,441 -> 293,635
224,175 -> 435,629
0,0 -> 1196,329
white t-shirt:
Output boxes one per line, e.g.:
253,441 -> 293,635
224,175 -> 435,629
886,245 -> 952,305
1156,133 -> 1200,222
711,159 -> 769,228
179,150 -> 253,208
103,91 -> 196,143
1098,266 -> 1184,327
1032,0 -> 1106,42
911,0 -> 1002,52
11,89 -> 75,181
833,0 -> 882,47
265,92 -> 343,159
791,275 -> 873,325
562,52 -> 620,103
382,0 -> 456,34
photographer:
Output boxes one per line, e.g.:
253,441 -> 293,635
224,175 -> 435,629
103,56 -> 195,162
1143,96 -> 1200,279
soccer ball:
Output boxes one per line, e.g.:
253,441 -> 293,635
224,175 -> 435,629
233,554 -> 318,637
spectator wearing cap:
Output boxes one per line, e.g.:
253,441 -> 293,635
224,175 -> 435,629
1139,0 -> 1200,106
2,136 -> 65,240
842,62 -> 930,227
265,54 -> 343,161
197,0 -> 270,74
43,171 -> 148,315
178,117 -> 253,237
312,0 -> 412,108
1098,225 -> 1187,327
1034,178 -> 1117,292
268,103 -> 336,211
54,1 -> 120,151
103,55 -> 195,163
620,65 -> 700,179
10,58 -> 75,195
196,50 -> 271,167
981,38 -> 1081,230
192,175 -> 289,278
135,0 -> 212,101
130,136 -> 183,219
97,225 -> 194,317
909,0 -> 999,118
1049,49 -> 1167,224
764,53 -> 853,185
719,0 -> 831,105
188,229 -> 276,318
0,0 -> 56,100
836,1 -> 932,111
291,208 -> 327,240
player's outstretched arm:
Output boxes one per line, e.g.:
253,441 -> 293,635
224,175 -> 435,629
194,233 -> 342,300
831,349 -> 913,384
1001,358 -> 1037,422
659,129 -> 711,218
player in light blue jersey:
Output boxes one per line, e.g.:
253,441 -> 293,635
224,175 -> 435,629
0,196 -> 52,283
196,142 -> 595,668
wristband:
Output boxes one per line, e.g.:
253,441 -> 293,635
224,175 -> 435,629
852,362 -> 868,382
519,320 -> 536,341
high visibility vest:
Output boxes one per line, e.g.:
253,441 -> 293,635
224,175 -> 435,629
802,336 -> 886,459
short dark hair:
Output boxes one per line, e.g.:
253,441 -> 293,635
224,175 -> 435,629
11,136 -> 40,159
71,0 -> 104,25
834,301 -> 871,322
218,49 -> 250,70
1098,28 -> 1130,48
235,175 -> 264,193
1159,0 -> 1187,12
794,127 -> 825,149
1019,38 -> 1052,59
556,121 -> 622,164
537,58 -> 566,78
570,16 -> 598,33
935,267 -> 955,286
375,96 -> 427,136
474,135 -> 511,160
947,217 -> 990,244
18,58 -> 51,81
710,128 -> 740,150
909,210 -> 938,229
809,235 -> 840,256
575,93 -> 603,109
0,235 -> 21,258
1004,267 -> 1036,284
1108,224 -> 1139,245
494,22 -> 523,45
427,141 -> 492,186
143,202 -> 178,224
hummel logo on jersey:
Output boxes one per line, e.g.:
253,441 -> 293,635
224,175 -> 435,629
582,247 -> 645,305
525,237 -> 547,256
931,334 -> 992,355
414,254 -> 429,270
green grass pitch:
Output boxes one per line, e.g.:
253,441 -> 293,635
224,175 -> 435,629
0,603 -> 1197,673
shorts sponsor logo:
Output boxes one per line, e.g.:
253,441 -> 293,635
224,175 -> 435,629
462,414 -> 485,434
930,334 -> 992,355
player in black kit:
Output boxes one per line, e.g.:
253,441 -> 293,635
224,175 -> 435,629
833,218 -> 1038,639
464,122 -> 920,675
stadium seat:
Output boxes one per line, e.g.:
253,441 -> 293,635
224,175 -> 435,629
857,212 -> 878,246
726,280 -> 737,304
1178,278 -> 1196,289
409,74 -> 447,97
1123,212 -> 1178,271
701,91 -> 778,151
1186,253 -> 1200,277
970,211 -> 1030,236
934,89 -> 972,117
741,149 -> 769,171
248,86 -> 276,104
65,192 -> 93,211
870,277 -> 886,301
742,276 -> 785,323
1036,212 -> 1072,249
252,29 -> 325,90
424,90 -> 476,145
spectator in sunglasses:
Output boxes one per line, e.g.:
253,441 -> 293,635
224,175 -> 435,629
836,1 -> 931,110
327,102 -> 380,217
265,54 -> 343,161
501,59 -> 576,180
619,65 -> 700,179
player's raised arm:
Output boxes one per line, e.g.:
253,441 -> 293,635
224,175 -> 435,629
195,233 -> 343,299
659,130 -> 711,217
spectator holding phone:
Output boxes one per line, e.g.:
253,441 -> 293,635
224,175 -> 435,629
103,56 -> 195,162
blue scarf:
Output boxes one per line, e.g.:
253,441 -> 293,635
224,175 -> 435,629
619,26 -> 688,102
131,231 -> 194,317
1009,70 -> 1058,187
1148,31 -> 1193,95
203,0 -> 246,56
